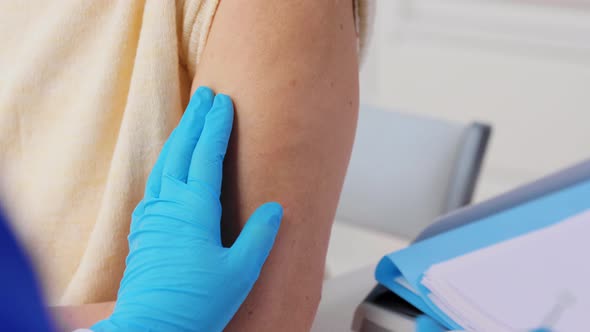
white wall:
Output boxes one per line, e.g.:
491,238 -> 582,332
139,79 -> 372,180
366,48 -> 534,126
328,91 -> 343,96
360,0 -> 590,200
327,0 -> 590,277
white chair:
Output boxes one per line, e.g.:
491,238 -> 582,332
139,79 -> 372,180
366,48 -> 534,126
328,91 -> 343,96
326,104 -> 490,277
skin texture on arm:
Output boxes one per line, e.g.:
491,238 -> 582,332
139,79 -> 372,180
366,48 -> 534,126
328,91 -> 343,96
191,0 -> 359,331
50,302 -> 114,331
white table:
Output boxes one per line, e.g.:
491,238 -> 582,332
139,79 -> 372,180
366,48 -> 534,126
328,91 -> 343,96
326,222 -> 410,277
310,265 -> 377,332
314,223 -> 411,331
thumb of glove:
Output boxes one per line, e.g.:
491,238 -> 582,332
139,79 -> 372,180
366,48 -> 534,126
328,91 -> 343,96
230,202 -> 283,276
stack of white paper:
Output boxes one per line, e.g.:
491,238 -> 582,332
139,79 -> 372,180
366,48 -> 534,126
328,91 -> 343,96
422,209 -> 590,332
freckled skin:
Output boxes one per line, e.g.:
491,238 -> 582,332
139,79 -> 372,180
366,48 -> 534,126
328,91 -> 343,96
191,1 -> 359,331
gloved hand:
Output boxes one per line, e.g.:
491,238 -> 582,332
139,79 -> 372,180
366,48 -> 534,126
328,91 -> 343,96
92,87 -> 283,332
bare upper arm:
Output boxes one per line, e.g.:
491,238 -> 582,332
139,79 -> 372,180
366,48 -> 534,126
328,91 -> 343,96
191,1 -> 359,330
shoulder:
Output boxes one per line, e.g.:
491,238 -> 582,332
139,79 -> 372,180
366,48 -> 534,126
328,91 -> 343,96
183,0 -> 375,77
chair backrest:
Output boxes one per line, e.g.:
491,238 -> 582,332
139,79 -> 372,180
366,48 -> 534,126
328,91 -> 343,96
335,105 -> 491,239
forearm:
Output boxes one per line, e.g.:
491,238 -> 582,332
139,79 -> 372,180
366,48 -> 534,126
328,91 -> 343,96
50,302 -> 114,331
192,0 -> 359,330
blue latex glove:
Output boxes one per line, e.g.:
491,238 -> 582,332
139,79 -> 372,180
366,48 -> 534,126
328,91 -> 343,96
92,87 -> 283,332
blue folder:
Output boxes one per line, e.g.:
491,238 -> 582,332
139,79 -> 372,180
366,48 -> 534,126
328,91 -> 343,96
375,159 -> 590,330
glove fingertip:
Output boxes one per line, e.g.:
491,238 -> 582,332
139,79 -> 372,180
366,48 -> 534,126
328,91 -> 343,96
230,202 -> 283,267
258,202 -> 283,229
195,86 -> 215,100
